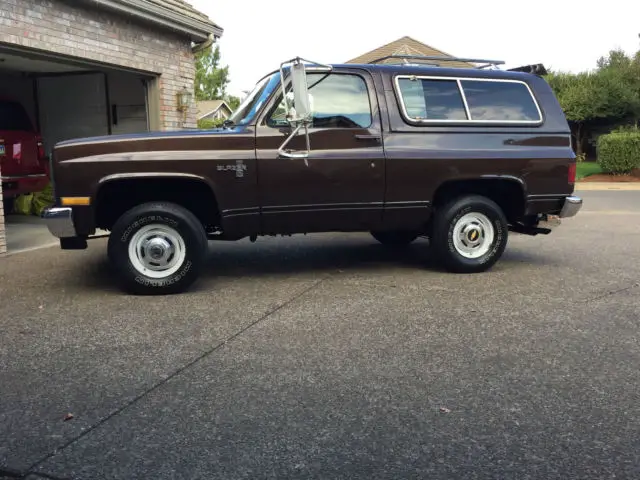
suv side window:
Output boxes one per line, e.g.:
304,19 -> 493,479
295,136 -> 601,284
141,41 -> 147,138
396,78 -> 468,121
396,75 -> 542,124
268,73 -> 372,129
460,80 -> 541,122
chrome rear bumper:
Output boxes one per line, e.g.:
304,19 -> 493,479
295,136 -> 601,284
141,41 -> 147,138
537,195 -> 582,231
559,195 -> 583,218
42,207 -> 77,238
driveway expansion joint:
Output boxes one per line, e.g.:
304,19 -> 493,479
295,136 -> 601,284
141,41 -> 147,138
0,467 -> 69,480
587,282 -> 640,304
22,275 -> 329,476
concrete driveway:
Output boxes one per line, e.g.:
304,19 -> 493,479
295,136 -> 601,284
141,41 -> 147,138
1,190 -> 639,479
3,215 -> 59,255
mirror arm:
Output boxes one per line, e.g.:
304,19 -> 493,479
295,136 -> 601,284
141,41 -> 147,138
278,122 -> 311,162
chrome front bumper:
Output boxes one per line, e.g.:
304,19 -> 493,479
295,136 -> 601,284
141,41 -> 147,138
42,207 -> 77,238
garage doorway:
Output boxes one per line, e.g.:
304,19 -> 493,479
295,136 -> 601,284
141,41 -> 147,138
0,47 -> 156,254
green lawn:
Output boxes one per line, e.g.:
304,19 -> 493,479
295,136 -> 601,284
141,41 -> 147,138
576,162 -> 603,180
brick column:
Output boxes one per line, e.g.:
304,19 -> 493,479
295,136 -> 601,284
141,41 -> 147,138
0,169 -> 5,256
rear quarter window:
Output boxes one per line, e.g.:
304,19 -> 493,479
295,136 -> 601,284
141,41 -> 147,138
395,75 -> 542,124
460,79 -> 541,122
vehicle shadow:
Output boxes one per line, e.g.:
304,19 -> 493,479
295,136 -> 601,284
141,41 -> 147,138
71,234 -> 552,293
200,237 -> 437,280
73,235 -> 437,292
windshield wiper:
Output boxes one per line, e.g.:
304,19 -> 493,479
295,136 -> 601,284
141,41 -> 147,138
222,119 -> 235,128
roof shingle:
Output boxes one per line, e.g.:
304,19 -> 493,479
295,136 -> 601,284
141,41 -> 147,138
144,0 -> 221,31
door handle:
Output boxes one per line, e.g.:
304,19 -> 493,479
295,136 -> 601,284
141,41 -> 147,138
354,134 -> 381,141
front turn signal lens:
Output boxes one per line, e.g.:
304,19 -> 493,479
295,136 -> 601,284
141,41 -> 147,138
61,197 -> 91,206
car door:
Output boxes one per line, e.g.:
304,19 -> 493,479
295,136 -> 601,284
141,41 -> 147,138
255,69 -> 385,233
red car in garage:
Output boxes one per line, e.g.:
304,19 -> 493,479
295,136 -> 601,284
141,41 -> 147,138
0,98 -> 50,211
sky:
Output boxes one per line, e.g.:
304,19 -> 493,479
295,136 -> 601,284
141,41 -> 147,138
189,0 -> 640,99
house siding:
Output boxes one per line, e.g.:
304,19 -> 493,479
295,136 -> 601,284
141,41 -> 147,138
0,0 -> 204,254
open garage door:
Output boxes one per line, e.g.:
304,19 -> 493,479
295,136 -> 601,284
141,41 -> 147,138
38,73 -> 110,152
0,46 -> 154,254
37,71 -> 150,153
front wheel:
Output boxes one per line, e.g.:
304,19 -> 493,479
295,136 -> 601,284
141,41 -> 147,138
430,195 -> 508,273
107,202 -> 208,295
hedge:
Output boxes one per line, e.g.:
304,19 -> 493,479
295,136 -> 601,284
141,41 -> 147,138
597,131 -> 640,174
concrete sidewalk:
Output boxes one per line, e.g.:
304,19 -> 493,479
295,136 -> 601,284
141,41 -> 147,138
575,182 -> 640,191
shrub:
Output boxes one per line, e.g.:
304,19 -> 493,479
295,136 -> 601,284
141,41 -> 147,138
197,117 -> 226,129
597,132 -> 640,174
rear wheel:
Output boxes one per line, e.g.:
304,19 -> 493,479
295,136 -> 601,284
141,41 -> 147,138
430,195 -> 508,273
370,230 -> 419,248
107,202 -> 208,295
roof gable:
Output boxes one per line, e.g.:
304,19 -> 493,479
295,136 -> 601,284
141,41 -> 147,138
197,100 -> 232,118
346,36 -> 474,69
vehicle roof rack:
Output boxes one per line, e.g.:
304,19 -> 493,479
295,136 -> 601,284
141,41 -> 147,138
367,54 -> 506,69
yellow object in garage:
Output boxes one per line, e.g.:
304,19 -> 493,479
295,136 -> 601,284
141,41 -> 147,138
32,183 -> 55,216
14,193 -> 34,216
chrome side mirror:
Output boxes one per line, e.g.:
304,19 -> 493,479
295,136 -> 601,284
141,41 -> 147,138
277,57 -> 331,161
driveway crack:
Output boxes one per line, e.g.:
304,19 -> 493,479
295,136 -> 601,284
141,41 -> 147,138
26,276 -> 329,475
587,282 -> 640,303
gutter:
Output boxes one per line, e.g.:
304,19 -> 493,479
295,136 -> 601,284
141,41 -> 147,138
81,0 -> 224,43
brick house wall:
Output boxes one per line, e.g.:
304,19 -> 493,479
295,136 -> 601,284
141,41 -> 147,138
0,0 -> 208,255
0,181 -> 5,256
0,0 -> 199,130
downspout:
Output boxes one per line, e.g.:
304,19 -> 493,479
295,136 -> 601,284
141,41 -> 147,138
192,33 -> 216,54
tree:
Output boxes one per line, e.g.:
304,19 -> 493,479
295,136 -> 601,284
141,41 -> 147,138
194,44 -> 242,116
225,95 -> 241,111
545,49 -> 640,155
194,44 -> 230,101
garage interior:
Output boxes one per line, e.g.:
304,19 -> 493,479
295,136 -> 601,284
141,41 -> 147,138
1,46 -> 155,253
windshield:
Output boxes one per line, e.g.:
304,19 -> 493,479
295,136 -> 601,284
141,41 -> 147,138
0,100 -> 33,131
227,72 -> 281,126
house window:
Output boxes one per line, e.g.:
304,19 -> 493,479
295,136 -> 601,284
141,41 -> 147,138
460,80 -> 541,122
268,73 -> 372,129
396,78 -> 468,121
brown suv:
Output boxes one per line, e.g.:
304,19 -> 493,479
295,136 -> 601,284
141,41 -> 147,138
43,55 -> 582,295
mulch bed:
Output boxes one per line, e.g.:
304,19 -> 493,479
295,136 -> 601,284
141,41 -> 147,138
579,168 -> 640,182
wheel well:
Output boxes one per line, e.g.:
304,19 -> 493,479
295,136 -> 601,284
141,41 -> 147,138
95,178 -> 220,230
432,179 -> 526,223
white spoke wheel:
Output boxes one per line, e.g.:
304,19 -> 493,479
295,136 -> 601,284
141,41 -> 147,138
128,224 -> 187,279
108,202 -> 208,295
451,212 -> 495,259
430,195 -> 508,274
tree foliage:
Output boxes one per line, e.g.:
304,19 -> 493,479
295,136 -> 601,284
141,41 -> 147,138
194,44 -> 242,114
194,44 -> 230,101
545,48 -> 640,155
